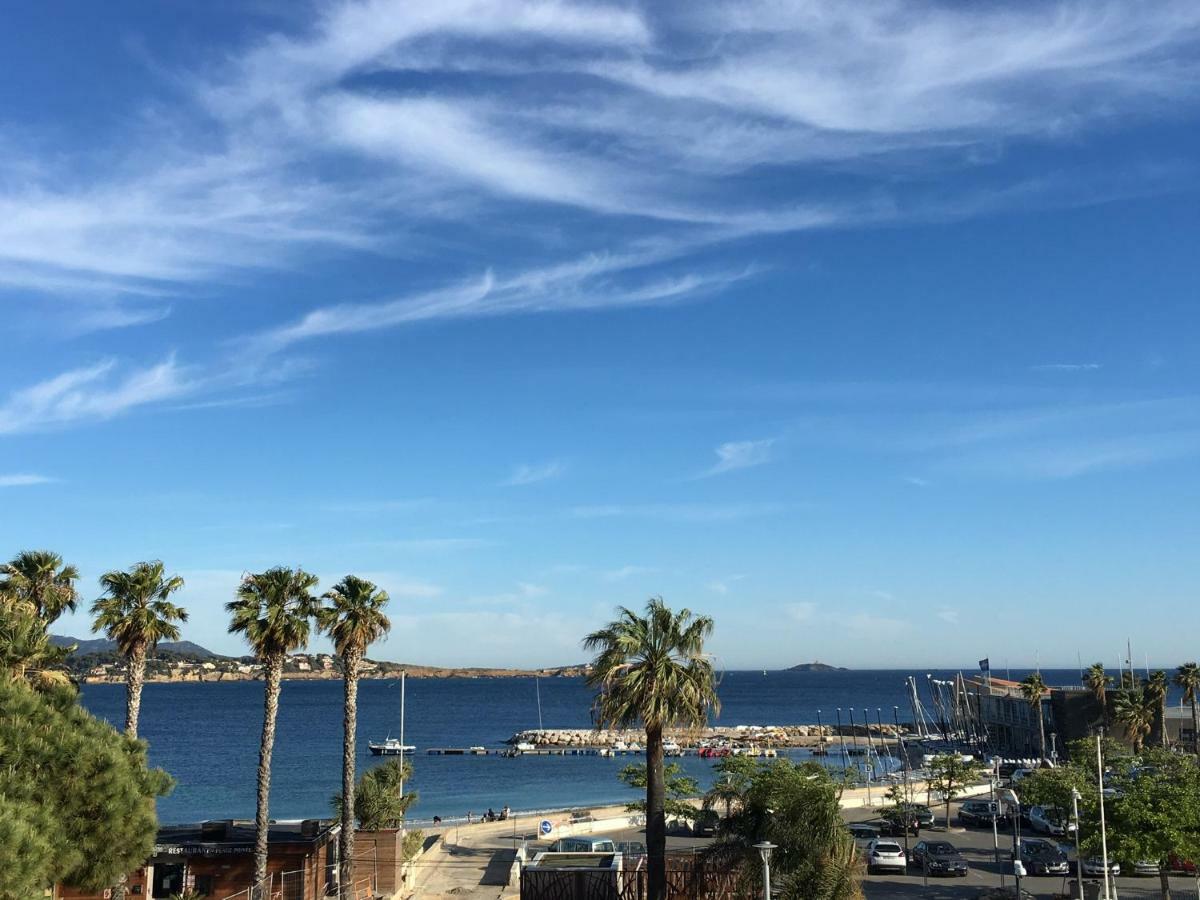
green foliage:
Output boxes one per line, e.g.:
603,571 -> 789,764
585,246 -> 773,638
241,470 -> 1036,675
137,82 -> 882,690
0,550 -> 81,625
1112,685 -> 1157,752
719,760 -> 862,900
584,597 -> 719,732
927,754 -> 985,825
317,575 -> 391,659
0,599 -> 72,686
1083,662 -> 1110,704
619,762 -> 700,822
1014,766 -> 1094,811
1087,749 -> 1200,868
0,678 -> 173,898
226,567 -> 320,661
401,829 -> 425,862
704,756 -> 761,815
92,561 -> 187,656
333,759 -> 418,831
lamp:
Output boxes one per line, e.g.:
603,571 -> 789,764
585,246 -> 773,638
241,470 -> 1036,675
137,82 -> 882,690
753,841 -> 776,900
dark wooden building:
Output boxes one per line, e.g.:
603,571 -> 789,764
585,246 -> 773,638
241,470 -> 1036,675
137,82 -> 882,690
58,820 -> 340,900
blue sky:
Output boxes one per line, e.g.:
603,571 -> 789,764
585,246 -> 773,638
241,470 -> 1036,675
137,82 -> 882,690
3,1 -> 1200,669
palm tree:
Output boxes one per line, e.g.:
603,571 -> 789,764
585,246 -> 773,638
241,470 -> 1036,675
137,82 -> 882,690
228,566 -> 320,887
1112,686 -> 1155,753
1084,662 -> 1111,706
0,596 -> 73,687
1146,670 -> 1168,748
584,597 -> 719,900
1,550 -> 80,625
1019,673 -> 1048,759
1175,663 -> 1200,755
317,575 -> 390,898
91,562 -> 187,738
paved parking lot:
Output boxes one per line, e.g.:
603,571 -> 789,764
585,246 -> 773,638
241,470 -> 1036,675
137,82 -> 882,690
572,798 -> 1200,899
846,799 -> 1200,899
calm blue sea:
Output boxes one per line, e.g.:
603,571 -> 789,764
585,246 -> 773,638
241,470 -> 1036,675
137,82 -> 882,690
77,667 -> 1142,824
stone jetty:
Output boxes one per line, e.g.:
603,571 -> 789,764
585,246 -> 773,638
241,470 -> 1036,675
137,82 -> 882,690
507,723 -> 904,749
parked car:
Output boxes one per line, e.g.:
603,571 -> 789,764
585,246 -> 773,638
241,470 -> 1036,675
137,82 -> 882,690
847,823 -> 881,846
959,799 -> 1001,827
1009,768 -> 1035,785
550,837 -> 616,852
866,816 -> 920,837
690,809 -> 720,837
911,840 -> 968,876
616,841 -> 646,856
1168,854 -> 1197,874
1128,860 -> 1161,877
1080,856 -> 1121,877
1028,805 -> 1075,836
898,804 -> 936,828
997,762 -> 1023,780
865,839 -> 908,875
1019,839 -> 1069,876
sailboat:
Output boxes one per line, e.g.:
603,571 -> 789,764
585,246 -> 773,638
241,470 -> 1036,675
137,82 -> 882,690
370,671 -> 416,756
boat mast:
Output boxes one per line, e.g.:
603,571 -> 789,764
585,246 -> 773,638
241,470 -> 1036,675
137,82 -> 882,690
536,675 -> 543,733
399,670 -> 406,800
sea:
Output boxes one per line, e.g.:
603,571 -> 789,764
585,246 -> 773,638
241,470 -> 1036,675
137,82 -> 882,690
77,667 -> 1155,825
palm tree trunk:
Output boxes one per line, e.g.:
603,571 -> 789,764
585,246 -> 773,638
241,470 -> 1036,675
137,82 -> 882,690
254,656 -> 283,888
125,643 -> 147,738
1161,696 -> 1168,748
1036,704 -> 1046,759
645,723 -> 667,900
340,648 -> 361,898
1192,697 -> 1198,756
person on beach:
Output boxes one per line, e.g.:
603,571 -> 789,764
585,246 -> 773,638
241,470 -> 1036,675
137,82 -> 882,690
501,805 -> 510,821
467,811 -> 473,823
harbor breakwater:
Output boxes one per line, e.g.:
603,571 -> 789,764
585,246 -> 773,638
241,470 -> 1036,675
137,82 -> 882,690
508,723 -> 907,749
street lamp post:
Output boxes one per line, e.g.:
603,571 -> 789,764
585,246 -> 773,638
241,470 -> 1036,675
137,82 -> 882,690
991,759 -> 1004,888
892,706 -> 913,859
1096,734 -> 1114,900
754,842 -> 776,900
1071,788 -> 1084,900
1003,788 -> 1023,899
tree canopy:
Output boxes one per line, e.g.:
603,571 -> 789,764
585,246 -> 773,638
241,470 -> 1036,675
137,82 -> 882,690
717,759 -> 861,900
333,758 -> 417,831
618,762 -> 701,823
0,678 -> 173,898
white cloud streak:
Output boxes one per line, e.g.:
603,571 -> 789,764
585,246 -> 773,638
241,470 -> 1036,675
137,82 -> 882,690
0,357 -> 197,435
502,460 -> 566,487
0,473 -> 58,488
702,438 -> 776,477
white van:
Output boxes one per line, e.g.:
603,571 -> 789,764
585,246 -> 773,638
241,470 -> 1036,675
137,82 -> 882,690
550,837 -> 617,853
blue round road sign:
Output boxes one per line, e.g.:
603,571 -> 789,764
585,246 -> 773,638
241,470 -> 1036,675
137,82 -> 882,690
539,819 -> 553,836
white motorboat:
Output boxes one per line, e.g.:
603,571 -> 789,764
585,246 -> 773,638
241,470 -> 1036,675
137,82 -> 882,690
369,737 -> 415,756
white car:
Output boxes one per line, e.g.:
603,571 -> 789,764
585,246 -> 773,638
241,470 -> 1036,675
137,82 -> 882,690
1028,805 -> 1076,836
1081,857 -> 1121,877
1130,860 -> 1161,877
866,839 -> 908,874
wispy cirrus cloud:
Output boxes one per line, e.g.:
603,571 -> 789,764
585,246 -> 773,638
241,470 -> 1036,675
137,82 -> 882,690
1031,363 -> 1103,372
502,460 -> 566,487
571,501 -> 785,523
0,473 -> 58,488
0,357 -> 197,435
701,438 -> 776,477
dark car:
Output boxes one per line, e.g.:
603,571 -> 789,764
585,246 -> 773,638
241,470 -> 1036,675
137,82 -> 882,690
691,809 -> 720,837
1019,838 -> 1069,876
898,803 -> 936,828
867,816 -> 920,837
616,841 -> 646,856
911,840 -> 969,877
847,822 -> 881,845
959,799 -> 1001,827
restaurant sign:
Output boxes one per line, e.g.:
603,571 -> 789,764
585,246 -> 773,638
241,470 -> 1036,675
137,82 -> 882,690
153,844 -> 253,856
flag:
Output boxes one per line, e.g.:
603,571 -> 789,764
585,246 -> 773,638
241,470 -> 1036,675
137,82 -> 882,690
979,658 -> 990,673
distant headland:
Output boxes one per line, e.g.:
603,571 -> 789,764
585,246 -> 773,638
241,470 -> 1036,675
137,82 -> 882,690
787,661 -> 848,672
51,635 -> 588,683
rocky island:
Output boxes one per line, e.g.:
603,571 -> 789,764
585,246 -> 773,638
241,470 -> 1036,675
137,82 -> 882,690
787,661 -> 849,672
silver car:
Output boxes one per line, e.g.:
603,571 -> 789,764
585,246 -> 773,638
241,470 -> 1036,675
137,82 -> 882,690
866,839 -> 908,874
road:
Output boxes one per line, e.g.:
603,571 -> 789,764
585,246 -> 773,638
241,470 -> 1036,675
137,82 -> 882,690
407,797 -> 1200,899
